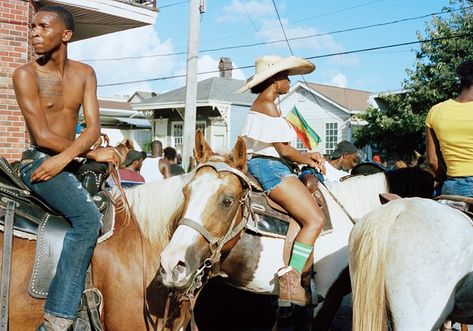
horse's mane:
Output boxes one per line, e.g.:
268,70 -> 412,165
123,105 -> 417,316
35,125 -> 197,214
324,173 -> 388,219
385,166 -> 434,198
113,172 -> 194,247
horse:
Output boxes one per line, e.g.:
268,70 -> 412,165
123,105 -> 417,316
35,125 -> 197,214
161,165 -> 436,330
349,197 -> 473,331
0,130 -> 249,330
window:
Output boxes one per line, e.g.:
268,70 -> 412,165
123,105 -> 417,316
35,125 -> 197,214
172,121 -> 206,150
295,137 -> 307,151
325,122 -> 338,155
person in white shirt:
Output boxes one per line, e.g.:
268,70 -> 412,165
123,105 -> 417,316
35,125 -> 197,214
141,140 -> 171,182
239,55 -> 324,308
323,141 -> 358,182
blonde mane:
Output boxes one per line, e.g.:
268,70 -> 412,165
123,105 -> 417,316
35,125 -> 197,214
113,172 -> 194,247
324,173 -> 388,219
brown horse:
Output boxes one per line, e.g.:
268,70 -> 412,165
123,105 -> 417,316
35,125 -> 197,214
0,131 -> 249,330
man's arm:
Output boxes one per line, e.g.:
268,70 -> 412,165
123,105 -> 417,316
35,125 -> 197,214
425,127 -> 444,179
159,158 -> 171,178
12,66 -> 74,151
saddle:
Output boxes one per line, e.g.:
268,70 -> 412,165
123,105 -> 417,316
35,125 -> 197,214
379,192 -> 473,220
435,195 -> 473,219
0,156 -> 114,298
246,172 -> 332,269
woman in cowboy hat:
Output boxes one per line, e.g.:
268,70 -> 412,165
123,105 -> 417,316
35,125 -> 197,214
239,55 -> 325,307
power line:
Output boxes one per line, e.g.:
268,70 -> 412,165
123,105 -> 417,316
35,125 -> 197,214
97,32 -> 473,87
271,0 -> 293,54
78,7 -> 466,62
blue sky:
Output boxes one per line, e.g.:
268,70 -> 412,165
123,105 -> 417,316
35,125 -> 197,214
69,0 -> 455,98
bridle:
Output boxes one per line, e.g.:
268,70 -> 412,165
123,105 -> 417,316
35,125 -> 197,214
172,162 -> 252,308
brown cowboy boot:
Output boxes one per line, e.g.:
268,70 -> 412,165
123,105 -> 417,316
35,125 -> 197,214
36,314 -> 73,331
277,266 -> 308,307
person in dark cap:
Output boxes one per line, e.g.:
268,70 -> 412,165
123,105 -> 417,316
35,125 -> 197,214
119,150 -> 147,187
324,140 -> 358,182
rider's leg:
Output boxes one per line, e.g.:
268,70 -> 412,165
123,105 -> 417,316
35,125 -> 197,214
270,175 -> 325,266
269,176 -> 325,306
20,157 -> 102,327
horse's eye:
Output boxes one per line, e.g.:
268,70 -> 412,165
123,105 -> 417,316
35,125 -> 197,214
221,197 -> 234,208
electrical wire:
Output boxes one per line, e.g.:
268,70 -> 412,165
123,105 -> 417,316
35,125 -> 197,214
78,6 -> 468,62
97,32 -> 473,87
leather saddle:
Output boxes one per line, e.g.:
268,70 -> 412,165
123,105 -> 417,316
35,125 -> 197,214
246,172 -> 332,267
379,192 -> 473,220
0,156 -> 114,299
435,194 -> 473,219
246,172 -> 332,238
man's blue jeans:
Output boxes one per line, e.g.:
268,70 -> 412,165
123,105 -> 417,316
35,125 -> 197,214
20,157 -> 101,320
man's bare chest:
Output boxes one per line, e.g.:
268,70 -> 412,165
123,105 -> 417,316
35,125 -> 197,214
37,73 -> 83,111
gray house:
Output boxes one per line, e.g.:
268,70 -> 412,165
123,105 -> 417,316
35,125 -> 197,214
132,58 -> 372,155
132,58 -> 255,154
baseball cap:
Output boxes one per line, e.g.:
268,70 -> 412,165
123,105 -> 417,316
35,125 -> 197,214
330,141 -> 357,159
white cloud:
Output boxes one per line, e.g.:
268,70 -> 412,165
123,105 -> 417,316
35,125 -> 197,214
69,25 -> 179,97
330,73 -> 347,88
217,0 -> 274,23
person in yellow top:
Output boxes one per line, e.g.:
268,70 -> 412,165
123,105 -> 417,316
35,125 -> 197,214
426,60 -> 473,197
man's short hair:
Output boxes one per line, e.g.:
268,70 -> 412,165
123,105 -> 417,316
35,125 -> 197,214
330,141 -> 357,159
457,60 -> 473,90
123,150 -> 147,167
151,140 -> 162,149
163,146 -> 177,160
38,5 -> 75,32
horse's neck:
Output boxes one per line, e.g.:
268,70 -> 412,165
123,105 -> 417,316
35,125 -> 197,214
323,173 -> 388,219
119,173 -> 193,247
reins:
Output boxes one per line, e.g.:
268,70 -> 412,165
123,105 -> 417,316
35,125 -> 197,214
319,179 -> 356,225
164,161 -> 252,331
108,159 -> 156,331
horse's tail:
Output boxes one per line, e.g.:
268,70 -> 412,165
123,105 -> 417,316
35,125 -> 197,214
349,201 -> 403,331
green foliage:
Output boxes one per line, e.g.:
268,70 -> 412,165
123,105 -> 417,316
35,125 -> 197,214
354,0 -> 473,160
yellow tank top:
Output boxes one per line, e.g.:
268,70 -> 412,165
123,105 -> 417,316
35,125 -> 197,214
425,99 -> 473,176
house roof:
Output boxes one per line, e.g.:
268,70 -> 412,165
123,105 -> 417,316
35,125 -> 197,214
99,99 -> 133,111
127,91 -> 157,103
306,83 -> 371,112
133,77 -> 255,109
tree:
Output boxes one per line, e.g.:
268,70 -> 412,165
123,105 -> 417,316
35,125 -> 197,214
354,0 -> 473,161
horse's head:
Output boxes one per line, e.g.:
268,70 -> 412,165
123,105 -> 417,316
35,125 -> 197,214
159,130 -> 250,288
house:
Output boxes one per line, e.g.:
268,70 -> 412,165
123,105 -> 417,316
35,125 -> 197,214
132,58 -> 255,155
93,97 -> 153,150
278,82 -> 372,155
0,0 -> 157,160
133,57 -> 372,156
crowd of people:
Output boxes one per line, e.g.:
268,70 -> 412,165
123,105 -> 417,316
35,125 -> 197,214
112,139 -> 185,188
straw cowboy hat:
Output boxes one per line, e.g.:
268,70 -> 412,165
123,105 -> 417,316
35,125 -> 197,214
238,55 -> 315,93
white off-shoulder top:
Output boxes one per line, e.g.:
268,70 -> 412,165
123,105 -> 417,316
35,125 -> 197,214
240,111 -> 296,158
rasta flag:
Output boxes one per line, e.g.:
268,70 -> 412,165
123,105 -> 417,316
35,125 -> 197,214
285,106 -> 320,150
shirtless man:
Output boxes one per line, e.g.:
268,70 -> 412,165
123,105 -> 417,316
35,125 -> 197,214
12,5 -> 118,330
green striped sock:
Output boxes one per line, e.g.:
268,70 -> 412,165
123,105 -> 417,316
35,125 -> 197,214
289,241 -> 313,273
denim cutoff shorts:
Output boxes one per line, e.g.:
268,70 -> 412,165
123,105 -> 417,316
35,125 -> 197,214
248,156 -> 296,193
442,176 -> 473,197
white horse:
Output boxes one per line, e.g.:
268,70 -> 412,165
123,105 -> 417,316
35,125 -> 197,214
349,197 -> 473,331
189,167 -> 435,330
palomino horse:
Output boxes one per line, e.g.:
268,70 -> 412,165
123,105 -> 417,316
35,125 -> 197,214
162,166 -> 435,330
0,131 -> 249,330
349,197 -> 473,331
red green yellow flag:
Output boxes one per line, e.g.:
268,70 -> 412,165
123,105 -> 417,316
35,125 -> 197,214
285,106 -> 321,150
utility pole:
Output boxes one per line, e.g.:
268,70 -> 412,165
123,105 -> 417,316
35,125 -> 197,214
182,0 -> 205,172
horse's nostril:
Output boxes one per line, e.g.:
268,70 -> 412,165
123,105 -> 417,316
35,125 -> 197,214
171,261 -> 187,281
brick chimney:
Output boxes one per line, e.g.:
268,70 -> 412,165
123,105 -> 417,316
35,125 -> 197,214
218,57 -> 232,79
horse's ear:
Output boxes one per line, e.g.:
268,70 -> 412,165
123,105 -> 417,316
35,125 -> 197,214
230,136 -> 247,173
194,129 -> 213,164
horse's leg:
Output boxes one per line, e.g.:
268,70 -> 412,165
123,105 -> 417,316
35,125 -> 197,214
312,267 -> 351,331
